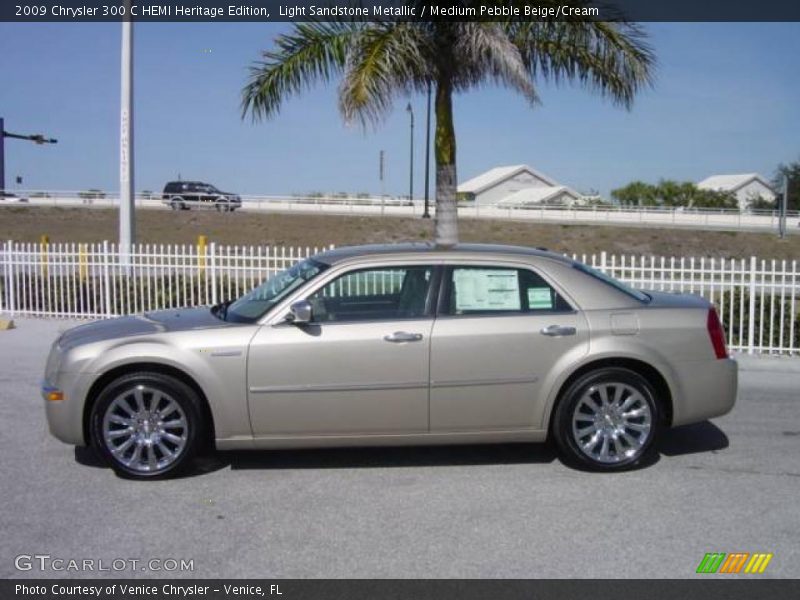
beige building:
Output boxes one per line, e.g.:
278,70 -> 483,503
697,173 -> 776,210
458,165 -> 583,207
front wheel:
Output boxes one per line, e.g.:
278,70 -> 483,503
90,372 -> 204,479
552,367 -> 661,471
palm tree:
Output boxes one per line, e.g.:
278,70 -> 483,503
242,6 -> 655,246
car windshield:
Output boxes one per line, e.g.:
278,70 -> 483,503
224,258 -> 327,322
573,262 -> 650,303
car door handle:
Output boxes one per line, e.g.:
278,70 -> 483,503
383,331 -> 423,343
540,325 -> 577,337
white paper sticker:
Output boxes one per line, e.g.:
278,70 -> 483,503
453,269 -> 520,311
527,287 -> 553,310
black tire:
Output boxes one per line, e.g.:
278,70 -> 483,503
170,197 -> 186,211
90,372 -> 205,479
552,367 -> 661,471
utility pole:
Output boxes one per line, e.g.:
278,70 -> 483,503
406,103 -> 414,204
119,4 -> 135,264
779,174 -> 788,239
0,117 -> 57,194
379,149 -> 385,215
422,84 -> 432,219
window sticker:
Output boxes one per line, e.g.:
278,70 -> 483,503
453,269 -> 520,311
527,287 -> 553,310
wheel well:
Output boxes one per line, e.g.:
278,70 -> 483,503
549,357 -> 674,431
82,363 -> 216,446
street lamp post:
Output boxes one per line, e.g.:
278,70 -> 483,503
422,84 -> 432,219
0,117 -> 58,194
406,103 -> 414,205
119,9 -> 135,264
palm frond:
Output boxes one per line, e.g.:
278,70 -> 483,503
451,23 -> 539,105
338,22 -> 430,126
511,18 -> 656,109
241,21 -> 360,121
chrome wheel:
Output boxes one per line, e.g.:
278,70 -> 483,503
571,382 -> 653,464
101,385 -> 188,473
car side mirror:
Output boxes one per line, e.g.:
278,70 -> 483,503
287,300 -> 312,324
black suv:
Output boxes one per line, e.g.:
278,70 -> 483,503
162,181 -> 242,212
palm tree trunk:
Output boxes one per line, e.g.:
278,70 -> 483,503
434,79 -> 458,246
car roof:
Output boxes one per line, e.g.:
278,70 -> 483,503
313,243 -> 573,266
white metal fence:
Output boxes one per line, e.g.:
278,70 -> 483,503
6,189 -> 799,232
1,241 -> 798,355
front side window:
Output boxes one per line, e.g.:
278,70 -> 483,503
444,266 -> 571,316
307,265 -> 434,323
226,258 -> 327,322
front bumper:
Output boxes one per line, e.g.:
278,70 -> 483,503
41,371 -> 93,446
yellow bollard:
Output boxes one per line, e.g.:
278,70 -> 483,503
40,234 -> 49,278
198,235 -> 208,275
79,244 -> 88,282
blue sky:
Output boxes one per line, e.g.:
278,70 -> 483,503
0,22 -> 798,198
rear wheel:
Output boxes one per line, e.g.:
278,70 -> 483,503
90,372 -> 204,479
552,367 -> 660,471
170,196 -> 186,211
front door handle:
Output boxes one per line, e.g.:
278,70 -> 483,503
540,324 -> 577,337
384,331 -> 423,343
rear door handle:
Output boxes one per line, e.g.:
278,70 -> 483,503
540,325 -> 576,337
384,331 -> 423,343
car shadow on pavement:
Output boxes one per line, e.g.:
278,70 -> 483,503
73,446 -> 105,468
656,420 -> 729,457
74,420 -> 728,478
219,442 -> 558,472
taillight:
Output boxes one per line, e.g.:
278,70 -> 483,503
707,308 -> 728,359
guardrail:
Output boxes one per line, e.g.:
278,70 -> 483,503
3,189 -> 798,232
1,241 -> 797,355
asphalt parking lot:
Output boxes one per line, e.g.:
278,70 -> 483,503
1,317 -> 798,579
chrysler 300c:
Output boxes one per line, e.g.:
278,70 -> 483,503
42,243 -> 737,478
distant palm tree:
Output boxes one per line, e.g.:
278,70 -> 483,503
242,7 -> 655,245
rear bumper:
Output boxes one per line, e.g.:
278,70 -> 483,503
670,357 -> 737,427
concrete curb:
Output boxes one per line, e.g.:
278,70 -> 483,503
734,353 -> 800,373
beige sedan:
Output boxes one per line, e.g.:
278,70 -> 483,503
42,243 -> 737,478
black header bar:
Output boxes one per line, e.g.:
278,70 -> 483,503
4,0 -> 800,22
3,579 -> 800,600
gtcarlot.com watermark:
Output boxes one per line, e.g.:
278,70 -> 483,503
14,553 -> 195,573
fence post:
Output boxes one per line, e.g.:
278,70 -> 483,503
600,251 -> 607,274
747,256 -> 757,354
209,242 -> 218,305
79,244 -> 88,281
40,234 -> 49,278
4,240 -> 16,316
197,235 -> 207,275
103,240 -> 113,318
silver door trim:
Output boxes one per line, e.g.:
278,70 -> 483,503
250,381 -> 429,394
430,375 -> 539,389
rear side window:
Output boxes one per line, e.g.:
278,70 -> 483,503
443,266 -> 571,316
572,262 -> 650,303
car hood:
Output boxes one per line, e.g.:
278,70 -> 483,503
57,307 -> 230,350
